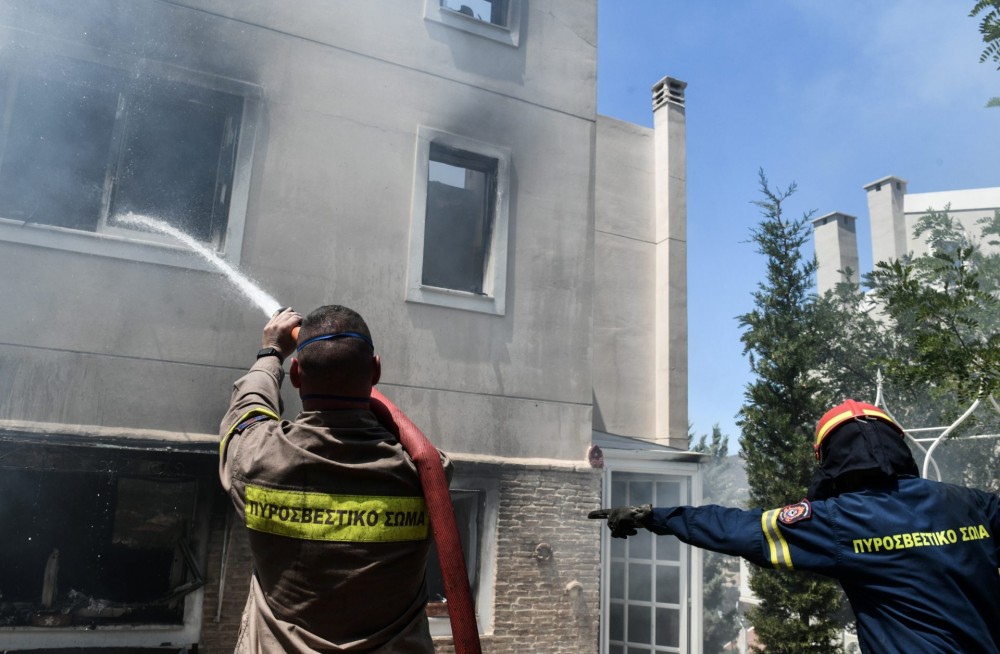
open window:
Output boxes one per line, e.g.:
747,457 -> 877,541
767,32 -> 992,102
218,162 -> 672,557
407,127 -> 511,315
0,41 -> 259,268
440,0 -> 509,27
423,145 -> 498,294
0,439 -> 215,650
425,474 -> 498,637
424,0 -> 523,47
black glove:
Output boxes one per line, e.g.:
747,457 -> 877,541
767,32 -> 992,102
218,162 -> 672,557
588,504 -> 652,539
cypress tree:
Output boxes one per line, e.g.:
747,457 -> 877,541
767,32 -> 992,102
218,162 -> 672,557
736,171 -> 845,653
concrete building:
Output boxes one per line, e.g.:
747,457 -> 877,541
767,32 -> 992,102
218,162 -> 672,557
815,175 -> 1000,294
812,212 -> 860,293
0,2 -> 698,652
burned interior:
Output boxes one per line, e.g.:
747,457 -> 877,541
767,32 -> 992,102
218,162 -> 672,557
0,438 -> 216,630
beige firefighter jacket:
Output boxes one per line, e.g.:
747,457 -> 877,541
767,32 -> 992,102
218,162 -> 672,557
220,357 -> 450,653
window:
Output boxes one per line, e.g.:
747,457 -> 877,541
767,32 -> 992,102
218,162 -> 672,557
602,469 -> 699,654
425,475 -> 499,637
407,127 -> 511,315
424,0 -> 523,47
0,440 -> 213,649
424,145 -> 498,294
440,0 -> 509,27
0,45 -> 259,268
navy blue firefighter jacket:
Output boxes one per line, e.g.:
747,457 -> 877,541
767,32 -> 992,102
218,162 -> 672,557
648,476 -> 1000,653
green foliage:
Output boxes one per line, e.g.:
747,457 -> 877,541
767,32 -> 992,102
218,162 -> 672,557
692,424 -> 730,460
972,0 -> 1000,68
737,170 -> 845,653
813,275 -> 890,401
867,209 -> 1000,404
971,1 -> 1000,106
747,572 -> 845,654
692,426 -> 741,654
863,209 -> 1000,490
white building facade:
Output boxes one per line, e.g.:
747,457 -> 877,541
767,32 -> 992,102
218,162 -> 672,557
814,175 -> 1000,294
0,1 -> 698,652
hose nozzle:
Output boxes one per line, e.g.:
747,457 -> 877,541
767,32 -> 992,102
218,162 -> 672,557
273,307 -> 301,342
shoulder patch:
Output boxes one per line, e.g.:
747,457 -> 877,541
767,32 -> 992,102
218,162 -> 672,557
777,499 -> 812,525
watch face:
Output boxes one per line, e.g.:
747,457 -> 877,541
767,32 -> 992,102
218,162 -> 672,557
257,347 -> 282,359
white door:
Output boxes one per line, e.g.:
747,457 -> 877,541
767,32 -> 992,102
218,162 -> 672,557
605,471 -> 693,654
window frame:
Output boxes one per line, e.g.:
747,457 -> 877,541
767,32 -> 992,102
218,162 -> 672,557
407,126 -> 511,316
599,457 -> 704,654
0,438 -> 213,651
0,33 -> 260,271
423,0 -> 523,48
427,473 -> 499,638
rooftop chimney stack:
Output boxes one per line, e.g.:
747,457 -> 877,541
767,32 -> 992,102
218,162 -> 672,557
812,212 -> 859,295
651,76 -> 688,449
865,175 -> 908,264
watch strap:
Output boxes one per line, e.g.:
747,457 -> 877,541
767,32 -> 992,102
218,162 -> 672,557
256,347 -> 283,362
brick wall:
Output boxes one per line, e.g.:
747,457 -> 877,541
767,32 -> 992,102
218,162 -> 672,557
199,463 -> 603,653
199,502 -> 253,654
434,463 -> 603,654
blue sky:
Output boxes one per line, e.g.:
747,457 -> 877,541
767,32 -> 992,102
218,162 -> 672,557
596,1 -> 1000,446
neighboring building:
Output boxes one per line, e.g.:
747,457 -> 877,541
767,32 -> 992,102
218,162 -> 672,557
814,175 -> 1000,294
812,211 -> 860,293
0,2 -> 699,653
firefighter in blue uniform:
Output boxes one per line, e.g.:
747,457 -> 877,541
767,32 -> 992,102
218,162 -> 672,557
591,400 -> 1000,653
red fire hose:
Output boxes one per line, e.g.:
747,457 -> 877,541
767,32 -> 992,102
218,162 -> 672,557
369,388 -> 483,654
287,319 -> 479,652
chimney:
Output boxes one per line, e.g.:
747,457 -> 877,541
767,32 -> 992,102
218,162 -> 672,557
864,175 -> 908,264
812,212 -> 859,294
651,76 -> 687,449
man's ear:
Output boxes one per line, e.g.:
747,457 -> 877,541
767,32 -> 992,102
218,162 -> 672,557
289,358 -> 302,389
371,354 -> 381,387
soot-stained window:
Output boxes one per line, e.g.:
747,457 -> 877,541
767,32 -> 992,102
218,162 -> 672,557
0,53 -> 244,251
423,144 -> 498,295
426,489 -> 483,610
407,127 -> 511,315
424,474 -> 499,637
0,441 -> 213,630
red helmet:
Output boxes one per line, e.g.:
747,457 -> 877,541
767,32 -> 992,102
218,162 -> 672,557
814,399 -> 904,461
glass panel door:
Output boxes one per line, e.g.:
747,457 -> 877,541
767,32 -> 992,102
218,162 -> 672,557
606,472 -> 688,654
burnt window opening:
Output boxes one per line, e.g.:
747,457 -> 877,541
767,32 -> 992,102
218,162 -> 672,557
406,126 -> 510,314
422,144 -> 498,295
0,441 -> 214,630
425,488 -> 483,617
0,53 -> 244,251
440,0 -> 509,28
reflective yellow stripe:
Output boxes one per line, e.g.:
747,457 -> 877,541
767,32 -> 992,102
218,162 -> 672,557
816,408 -> 895,448
220,407 -> 281,457
815,409 -> 854,447
761,510 -> 794,570
244,484 -> 428,542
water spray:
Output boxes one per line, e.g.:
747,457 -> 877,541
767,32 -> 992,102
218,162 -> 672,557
127,213 -> 481,653
117,213 -> 282,317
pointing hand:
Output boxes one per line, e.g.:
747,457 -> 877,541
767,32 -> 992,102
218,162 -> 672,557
588,504 -> 652,539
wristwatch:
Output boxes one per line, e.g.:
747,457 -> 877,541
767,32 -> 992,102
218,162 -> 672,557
256,347 -> 283,362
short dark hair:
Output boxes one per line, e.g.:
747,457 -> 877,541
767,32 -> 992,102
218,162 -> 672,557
296,305 -> 374,388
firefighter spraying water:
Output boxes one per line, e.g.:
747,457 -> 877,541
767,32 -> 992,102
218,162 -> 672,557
129,214 -> 482,653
